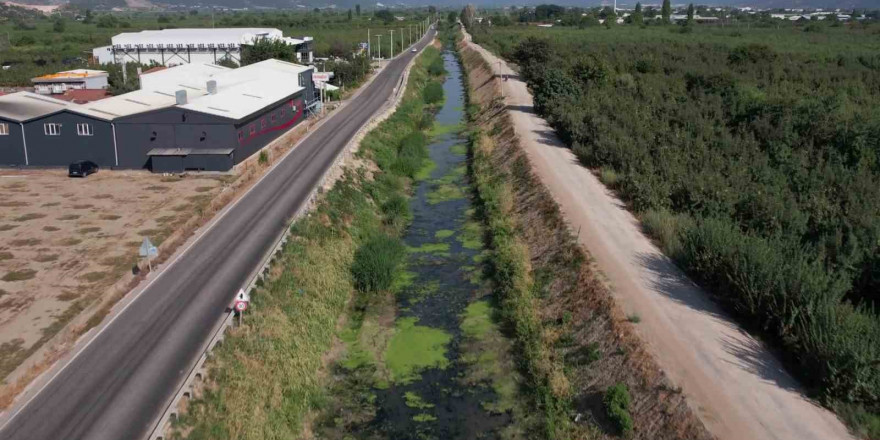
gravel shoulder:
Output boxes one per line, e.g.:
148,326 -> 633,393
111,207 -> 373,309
462,31 -> 853,440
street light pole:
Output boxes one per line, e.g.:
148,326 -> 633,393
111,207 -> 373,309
390,30 -> 394,58
367,28 -> 370,59
376,35 -> 382,59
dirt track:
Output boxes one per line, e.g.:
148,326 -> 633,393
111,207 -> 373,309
461,31 -> 853,440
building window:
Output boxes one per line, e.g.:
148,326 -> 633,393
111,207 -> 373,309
280,107 -> 286,118
76,123 -> 93,136
271,113 -> 277,124
238,131 -> 244,142
44,123 -> 61,136
261,118 -> 267,129
0,123 -> 8,135
249,124 -> 255,136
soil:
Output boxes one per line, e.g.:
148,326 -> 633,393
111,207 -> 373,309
460,29 -> 854,440
0,169 -> 228,380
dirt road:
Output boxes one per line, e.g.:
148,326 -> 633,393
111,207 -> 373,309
461,31 -> 853,440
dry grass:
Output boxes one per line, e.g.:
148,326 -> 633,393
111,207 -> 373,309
14,213 -> 46,222
2,269 -> 37,282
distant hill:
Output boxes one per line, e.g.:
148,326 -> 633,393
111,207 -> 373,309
10,0 -> 879,12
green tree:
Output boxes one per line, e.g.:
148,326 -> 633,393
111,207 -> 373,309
461,4 -> 476,29
216,57 -> 239,68
447,10 -> 457,23
347,9 -> 352,21
52,17 -> 65,33
83,9 -> 93,24
661,0 -> 671,23
631,2 -> 644,25
157,14 -> 171,24
241,38 -> 294,65
355,4 -> 361,16
686,3 -> 695,22
375,9 -> 394,24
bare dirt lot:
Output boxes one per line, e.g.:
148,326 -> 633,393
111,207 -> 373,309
0,170 -> 229,380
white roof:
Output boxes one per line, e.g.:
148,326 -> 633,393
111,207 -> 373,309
179,59 -> 310,119
139,63 -> 231,92
73,59 -> 311,121
111,28 -> 285,47
0,92 -> 72,121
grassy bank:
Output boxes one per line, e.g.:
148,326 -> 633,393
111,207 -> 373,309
168,45 -> 443,440
459,32 -> 711,440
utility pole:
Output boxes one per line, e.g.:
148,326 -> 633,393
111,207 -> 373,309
367,28 -> 370,59
409,25 -> 412,46
390,30 -> 394,58
376,35 -> 382,59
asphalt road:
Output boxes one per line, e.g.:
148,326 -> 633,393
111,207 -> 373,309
0,29 -> 435,440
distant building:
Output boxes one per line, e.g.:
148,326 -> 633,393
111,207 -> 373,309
31,69 -> 109,96
92,28 -> 314,67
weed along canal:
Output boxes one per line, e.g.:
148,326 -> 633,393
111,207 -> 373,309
317,47 -> 527,439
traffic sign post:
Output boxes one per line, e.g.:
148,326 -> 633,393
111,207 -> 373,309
234,289 -> 250,326
138,237 -> 158,272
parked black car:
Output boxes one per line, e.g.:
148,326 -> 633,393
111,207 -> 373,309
68,160 -> 98,177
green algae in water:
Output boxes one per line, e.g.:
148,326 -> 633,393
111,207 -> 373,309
427,183 -> 465,204
414,159 -> 436,181
434,229 -> 455,239
429,122 -> 463,138
450,144 -> 467,155
393,269 -> 418,291
459,300 -> 521,415
404,391 -> 435,409
461,301 -> 493,338
407,242 -> 450,255
386,317 -> 452,384
458,219 -> 483,250
412,413 -> 438,423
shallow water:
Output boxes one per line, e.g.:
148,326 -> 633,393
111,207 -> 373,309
365,51 -> 513,439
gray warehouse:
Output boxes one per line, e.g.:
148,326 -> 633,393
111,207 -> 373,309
0,59 -> 316,172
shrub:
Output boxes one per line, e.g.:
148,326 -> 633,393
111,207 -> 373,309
392,132 -> 428,178
604,383 -> 634,435
258,150 -> 268,164
427,57 -> 446,76
423,81 -> 444,105
381,193 -> 411,230
351,234 -> 406,292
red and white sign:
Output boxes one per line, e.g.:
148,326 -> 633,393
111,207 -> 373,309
234,300 -> 248,312
312,72 -> 334,82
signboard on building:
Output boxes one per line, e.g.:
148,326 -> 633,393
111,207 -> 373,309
312,72 -> 334,82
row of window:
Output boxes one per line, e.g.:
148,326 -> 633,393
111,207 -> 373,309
237,104 -> 297,142
41,123 -> 93,136
0,122 -> 95,137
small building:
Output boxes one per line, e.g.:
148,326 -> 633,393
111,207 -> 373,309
92,28 -> 315,67
0,92 -> 115,167
31,69 -> 109,96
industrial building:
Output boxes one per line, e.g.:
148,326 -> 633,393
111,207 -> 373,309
0,59 -> 316,172
92,28 -> 314,67
31,69 -> 109,95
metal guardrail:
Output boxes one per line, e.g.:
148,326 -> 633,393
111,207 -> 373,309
146,32 -> 432,440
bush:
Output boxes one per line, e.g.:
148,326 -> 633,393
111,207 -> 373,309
381,193 -> 411,230
258,150 -> 268,164
604,383 -> 634,435
351,234 -> 406,293
423,81 -> 444,105
392,131 -> 428,178
427,57 -> 446,76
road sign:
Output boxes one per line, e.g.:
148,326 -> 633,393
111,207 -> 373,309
234,301 -> 248,312
138,237 -> 158,258
236,289 -> 250,303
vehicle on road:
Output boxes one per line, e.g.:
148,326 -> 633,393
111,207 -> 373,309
68,160 -> 98,177
411,48 -> 417,53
